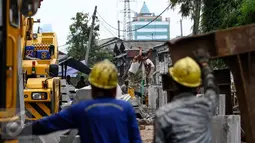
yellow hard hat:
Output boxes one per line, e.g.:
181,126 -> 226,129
88,59 -> 118,89
169,57 -> 201,87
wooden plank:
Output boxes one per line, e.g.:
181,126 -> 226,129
212,115 -> 241,143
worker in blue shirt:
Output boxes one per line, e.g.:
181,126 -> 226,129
4,59 -> 142,143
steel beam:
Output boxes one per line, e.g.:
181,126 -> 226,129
167,24 -> 255,143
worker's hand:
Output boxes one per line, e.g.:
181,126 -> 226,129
193,49 -> 210,66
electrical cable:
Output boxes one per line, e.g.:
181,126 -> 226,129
100,21 -> 118,37
97,3 -> 171,32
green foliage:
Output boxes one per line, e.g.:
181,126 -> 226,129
238,0 -> 255,25
210,59 -> 228,70
66,12 -> 114,67
201,0 -> 255,32
170,0 -> 193,17
201,0 -> 242,33
170,0 -> 202,34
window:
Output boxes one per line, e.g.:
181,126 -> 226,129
159,54 -> 164,62
139,18 -> 145,21
9,0 -> 19,27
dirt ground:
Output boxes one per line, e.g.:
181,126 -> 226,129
140,125 -> 153,143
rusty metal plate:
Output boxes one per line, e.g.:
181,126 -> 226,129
167,32 -> 216,63
215,24 -> 255,56
167,24 -> 255,62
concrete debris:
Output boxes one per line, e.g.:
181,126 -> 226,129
136,105 -> 155,119
137,118 -> 154,125
139,125 -> 146,130
140,125 -> 154,143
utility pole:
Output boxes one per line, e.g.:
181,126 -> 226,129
180,19 -> 183,37
118,20 -> 120,38
85,6 -> 97,66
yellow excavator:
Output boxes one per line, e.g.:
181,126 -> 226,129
0,0 -> 42,142
22,18 -> 61,121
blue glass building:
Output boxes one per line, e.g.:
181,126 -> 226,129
132,2 -> 170,40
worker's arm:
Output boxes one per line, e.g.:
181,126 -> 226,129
19,104 -> 79,136
127,104 -> 142,143
201,63 -> 219,109
194,49 -> 219,109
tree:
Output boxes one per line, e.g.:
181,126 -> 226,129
170,0 -> 202,35
201,0 -> 243,69
238,0 -> 255,25
66,12 -> 114,67
201,0 -> 242,33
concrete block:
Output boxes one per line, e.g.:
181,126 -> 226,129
148,86 -> 158,109
212,115 -> 241,143
197,94 -> 226,115
148,85 -> 168,109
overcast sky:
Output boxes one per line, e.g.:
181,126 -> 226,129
33,0 -> 192,52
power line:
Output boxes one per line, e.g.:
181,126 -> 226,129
100,21 -> 118,37
97,3 -> 171,32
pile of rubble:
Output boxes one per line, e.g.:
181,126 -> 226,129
137,118 -> 154,126
136,106 -> 154,143
136,105 -> 155,131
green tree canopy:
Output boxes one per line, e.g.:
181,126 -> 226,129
201,0 -> 242,33
201,0 -> 255,33
170,0 -> 202,35
66,12 -> 113,67
238,0 -> 255,25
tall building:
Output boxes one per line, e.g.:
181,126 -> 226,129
132,2 -> 170,40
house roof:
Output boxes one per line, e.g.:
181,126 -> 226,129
99,40 -> 167,52
59,55 -> 91,75
140,2 -> 150,14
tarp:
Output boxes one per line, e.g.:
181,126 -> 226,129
58,60 -> 87,77
59,55 -> 91,75
59,66 -> 78,77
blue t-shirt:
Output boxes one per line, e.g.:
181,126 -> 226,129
28,98 -> 142,143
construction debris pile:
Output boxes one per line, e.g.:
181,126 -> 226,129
137,106 -> 154,143
137,118 -> 154,126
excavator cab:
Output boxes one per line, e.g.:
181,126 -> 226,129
24,45 -> 53,60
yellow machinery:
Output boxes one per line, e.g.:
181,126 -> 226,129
0,0 -> 41,142
22,19 -> 61,121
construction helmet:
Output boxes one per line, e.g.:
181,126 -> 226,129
169,57 -> 201,88
88,59 -> 118,89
